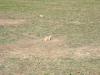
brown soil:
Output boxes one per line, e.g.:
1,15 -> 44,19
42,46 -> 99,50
0,37 -> 100,59
0,19 -> 25,26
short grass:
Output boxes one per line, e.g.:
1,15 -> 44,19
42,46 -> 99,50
0,57 -> 100,75
0,0 -> 100,75
0,0 -> 100,47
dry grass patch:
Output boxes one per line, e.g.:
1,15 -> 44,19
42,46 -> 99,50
0,19 -> 25,26
73,46 -> 100,59
0,37 -> 100,60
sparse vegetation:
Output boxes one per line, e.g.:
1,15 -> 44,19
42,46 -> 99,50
0,0 -> 100,75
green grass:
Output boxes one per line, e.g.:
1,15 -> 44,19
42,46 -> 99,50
0,57 -> 100,75
0,0 -> 100,75
0,0 -> 100,47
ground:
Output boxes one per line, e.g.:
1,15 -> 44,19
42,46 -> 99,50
0,0 -> 100,75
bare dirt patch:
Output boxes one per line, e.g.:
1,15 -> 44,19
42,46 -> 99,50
13,37 -> 70,59
73,46 -> 100,59
0,19 -> 25,26
0,37 -> 70,59
0,37 -> 100,59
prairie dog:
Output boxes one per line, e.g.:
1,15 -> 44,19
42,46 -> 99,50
43,35 -> 52,42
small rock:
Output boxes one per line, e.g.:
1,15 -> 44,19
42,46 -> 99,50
39,14 -> 44,18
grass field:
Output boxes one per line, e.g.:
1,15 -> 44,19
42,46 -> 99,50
0,0 -> 100,75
